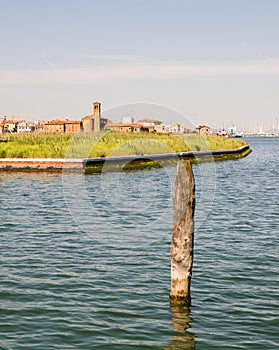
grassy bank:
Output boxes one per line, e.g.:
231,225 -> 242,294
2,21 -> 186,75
0,132 -> 248,159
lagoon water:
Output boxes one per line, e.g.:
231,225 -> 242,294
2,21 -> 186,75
0,137 -> 278,349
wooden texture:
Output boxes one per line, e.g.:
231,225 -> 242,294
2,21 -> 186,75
170,160 -> 195,305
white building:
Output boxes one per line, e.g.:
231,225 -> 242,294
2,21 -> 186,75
168,122 -> 192,134
137,118 -> 160,126
122,116 -> 134,123
17,121 -> 35,133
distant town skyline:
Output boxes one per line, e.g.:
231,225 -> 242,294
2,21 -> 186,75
1,0 -> 279,132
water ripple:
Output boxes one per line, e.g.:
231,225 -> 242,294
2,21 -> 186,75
0,138 -> 278,349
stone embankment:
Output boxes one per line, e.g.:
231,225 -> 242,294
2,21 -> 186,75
0,158 -> 84,172
0,145 -> 251,172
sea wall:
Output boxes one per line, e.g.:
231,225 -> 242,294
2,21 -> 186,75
0,158 -> 84,172
0,145 -> 251,172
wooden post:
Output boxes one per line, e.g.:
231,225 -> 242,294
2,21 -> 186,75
170,160 -> 195,305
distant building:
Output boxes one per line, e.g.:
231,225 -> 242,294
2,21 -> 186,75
228,126 -> 236,136
154,124 -> 168,134
82,102 -> 108,132
34,120 -> 45,132
93,101 -> 101,132
43,101 -> 108,134
122,116 -> 134,124
142,125 -> 155,133
82,115 -> 94,133
3,120 -> 17,133
65,120 -> 83,133
137,118 -> 161,126
196,125 -> 210,136
105,122 -> 154,133
35,124 -> 45,132
44,120 -> 82,133
44,120 -> 66,133
216,129 -> 227,137
17,121 -> 36,133
168,122 -> 192,134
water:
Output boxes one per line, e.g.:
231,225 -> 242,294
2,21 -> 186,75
0,138 -> 278,349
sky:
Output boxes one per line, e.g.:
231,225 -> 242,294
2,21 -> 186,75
1,0 -> 279,131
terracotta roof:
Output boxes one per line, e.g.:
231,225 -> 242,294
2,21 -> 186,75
44,120 -> 81,125
4,120 -> 17,124
196,125 -> 210,129
82,114 -> 93,121
44,120 -> 66,125
105,123 -> 142,128
142,125 -> 155,129
64,120 -> 81,124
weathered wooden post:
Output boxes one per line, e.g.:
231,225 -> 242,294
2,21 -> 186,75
170,160 -> 195,305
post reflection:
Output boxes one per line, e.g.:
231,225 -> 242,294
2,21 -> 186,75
165,304 -> 196,350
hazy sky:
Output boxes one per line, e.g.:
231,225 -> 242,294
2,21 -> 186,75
1,0 -> 279,131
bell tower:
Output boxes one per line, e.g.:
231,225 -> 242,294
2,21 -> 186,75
93,101 -> 101,132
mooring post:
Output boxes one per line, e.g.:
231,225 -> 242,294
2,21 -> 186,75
170,160 -> 195,305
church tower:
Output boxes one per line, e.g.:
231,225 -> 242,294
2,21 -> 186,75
93,102 -> 101,132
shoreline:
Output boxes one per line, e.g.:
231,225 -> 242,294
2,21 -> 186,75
0,158 -> 84,172
0,145 -> 251,173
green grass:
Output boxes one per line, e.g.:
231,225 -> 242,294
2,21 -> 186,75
0,133 -> 72,158
0,132 -> 248,159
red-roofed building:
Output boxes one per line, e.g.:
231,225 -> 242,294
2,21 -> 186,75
44,120 -> 82,133
105,122 -> 154,133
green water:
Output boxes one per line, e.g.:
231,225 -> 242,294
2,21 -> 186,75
0,138 -> 278,349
